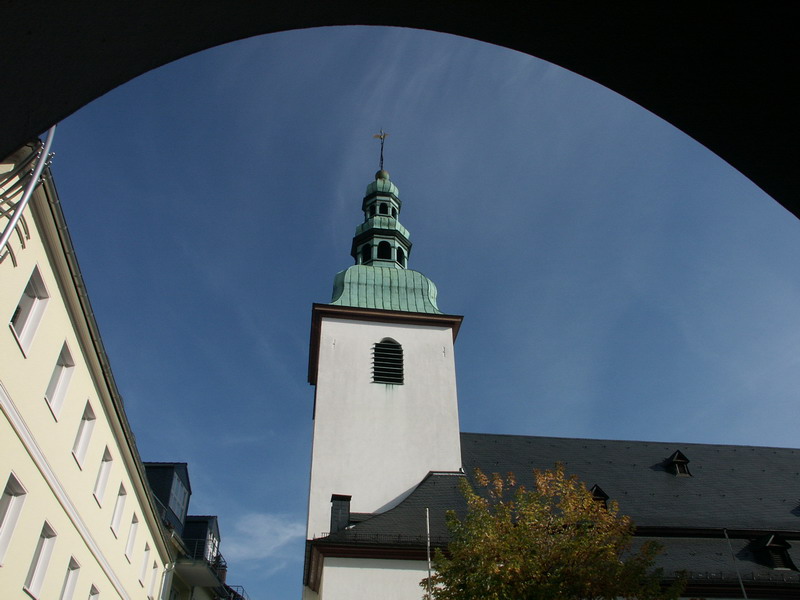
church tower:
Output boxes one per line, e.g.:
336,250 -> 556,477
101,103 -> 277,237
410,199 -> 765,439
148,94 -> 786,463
305,167 -> 463,539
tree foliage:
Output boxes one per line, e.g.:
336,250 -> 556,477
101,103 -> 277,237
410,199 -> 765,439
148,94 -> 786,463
421,464 -> 684,600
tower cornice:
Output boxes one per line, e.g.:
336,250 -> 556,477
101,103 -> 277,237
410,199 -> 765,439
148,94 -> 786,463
307,303 -> 463,385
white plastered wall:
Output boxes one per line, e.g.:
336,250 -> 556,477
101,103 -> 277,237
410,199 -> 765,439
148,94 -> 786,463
0,158 -> 168,599
320,557 -> 428,600
307,316 -> 462,538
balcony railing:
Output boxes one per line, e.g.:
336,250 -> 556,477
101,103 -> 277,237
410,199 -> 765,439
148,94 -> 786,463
182,538 -> 228,581
226,584 -> 251,600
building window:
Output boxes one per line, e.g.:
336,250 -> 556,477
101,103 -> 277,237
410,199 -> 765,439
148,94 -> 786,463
589,484 -> 609,509
373,338 -> 404,384
391,207 -> 397,218
124,515 -> 138,561
88,584 -> 100,600
10,266 -> 49,353
379,203 -> 388,215
397,247 -> 406,267
45,343 -> 75,419
377,241 -> 391,260
756,534 -> 798,570
360,244 -> 371,264
665,450 -> 692,477
58,557 -> 80,600
93,448 -> 113,504
148,562 -> 158,599
72,403 -> 96,467
139,544 -> 150,584
0,473 -> 27,564
168,474 -> 189,523
369,205 -> 376,217
24,521 -> 57,598
110,485 -> 127,535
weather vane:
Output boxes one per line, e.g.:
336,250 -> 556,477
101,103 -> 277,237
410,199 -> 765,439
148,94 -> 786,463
373,130 -> 389,170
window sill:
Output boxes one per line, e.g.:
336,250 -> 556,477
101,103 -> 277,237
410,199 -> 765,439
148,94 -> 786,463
9,324 -> 30,358
45,398 -> 61,422
22,586 -> 40,600
71,452 -> 84,470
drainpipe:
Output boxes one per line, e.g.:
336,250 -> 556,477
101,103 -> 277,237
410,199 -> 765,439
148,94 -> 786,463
159,562 -> 175,600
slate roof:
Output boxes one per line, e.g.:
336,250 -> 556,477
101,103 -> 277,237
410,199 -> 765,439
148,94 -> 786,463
460,433 -> 800,531
319,432 -> 800,582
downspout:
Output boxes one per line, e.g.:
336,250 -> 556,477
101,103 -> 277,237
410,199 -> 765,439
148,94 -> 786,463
159,562 -> 176,600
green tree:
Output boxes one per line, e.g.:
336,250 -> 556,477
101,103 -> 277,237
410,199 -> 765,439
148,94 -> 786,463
421,464 -> 684,600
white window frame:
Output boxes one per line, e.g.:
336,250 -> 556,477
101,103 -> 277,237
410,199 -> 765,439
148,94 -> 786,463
10,266 -> 49,355
44,343 -> 75,419
139,543 -> 150,585
124,514 -> 138,561
24,521 -> 57,598
92,448 -> 113,505
147,562 -> 158,599
110,485 -> 126,536
0,473 -> 27,565
58,557 -> 80,600
72,402 -> 96,467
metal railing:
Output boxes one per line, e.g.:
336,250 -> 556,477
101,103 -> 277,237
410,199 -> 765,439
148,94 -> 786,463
317,531 -> 450,546
665,570 -> 800,584
226,585 -> 251,600
0,127 -> 55,266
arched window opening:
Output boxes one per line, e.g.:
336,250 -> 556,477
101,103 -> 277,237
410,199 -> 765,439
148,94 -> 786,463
379,203 -> 389,215
373,338 -> 403,384
391,207 -> 397,218
369,205 -> 376,217
361,244 -> 372,263
377,241 -> 391,259
397,247 -> 406,267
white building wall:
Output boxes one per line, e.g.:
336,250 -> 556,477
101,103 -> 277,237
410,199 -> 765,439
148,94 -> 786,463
320,557 -> 428,600
1,150 -> 169,599
307,316 -> 462,538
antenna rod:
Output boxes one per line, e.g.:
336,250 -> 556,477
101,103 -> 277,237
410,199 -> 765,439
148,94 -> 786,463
373,130 -> 389,170
426,507 -> 432,598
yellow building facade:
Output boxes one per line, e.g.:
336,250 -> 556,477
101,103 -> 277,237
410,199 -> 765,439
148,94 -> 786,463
1,141 -> 172,600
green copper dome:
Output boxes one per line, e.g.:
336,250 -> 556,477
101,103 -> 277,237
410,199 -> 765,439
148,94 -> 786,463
331,265 -> 441,313
329,170 -> 442,314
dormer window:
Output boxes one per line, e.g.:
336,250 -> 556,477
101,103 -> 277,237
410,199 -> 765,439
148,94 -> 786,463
754,535 -> 797,570
589,484 -> 609,508
373,338 -> 403,384
665,450 -> 692,477
168,473 -> 189,523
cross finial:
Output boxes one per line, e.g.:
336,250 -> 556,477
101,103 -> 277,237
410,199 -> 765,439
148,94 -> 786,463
373,130 -> 389,170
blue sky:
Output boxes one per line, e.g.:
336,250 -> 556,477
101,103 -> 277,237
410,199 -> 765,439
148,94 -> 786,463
49,26 -> 800,599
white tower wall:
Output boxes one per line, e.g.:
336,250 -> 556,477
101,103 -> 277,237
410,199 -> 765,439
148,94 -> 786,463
306,315 -> 462,538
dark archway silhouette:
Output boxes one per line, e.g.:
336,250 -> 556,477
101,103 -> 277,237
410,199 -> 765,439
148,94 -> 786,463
0,3 -> 796,217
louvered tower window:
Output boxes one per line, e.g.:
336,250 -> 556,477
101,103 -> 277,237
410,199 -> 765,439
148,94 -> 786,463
373,338 -> 403,384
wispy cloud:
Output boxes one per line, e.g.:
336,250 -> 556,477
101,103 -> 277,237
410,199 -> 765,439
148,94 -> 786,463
224,512 -> 305,563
